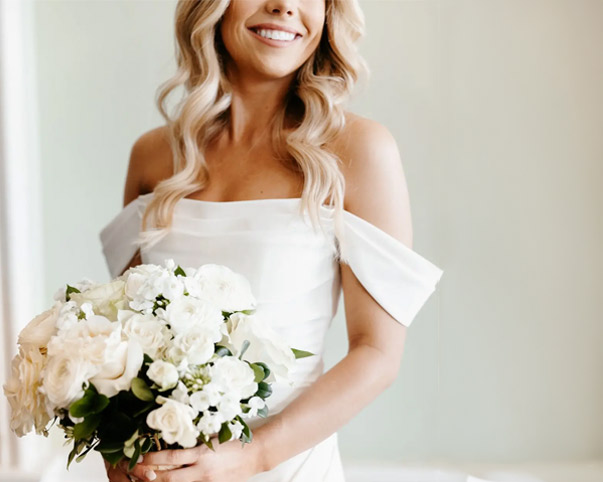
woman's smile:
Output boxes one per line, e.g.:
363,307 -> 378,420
247,26 -> 303,48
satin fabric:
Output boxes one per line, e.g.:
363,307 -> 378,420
99,192 -> 444,481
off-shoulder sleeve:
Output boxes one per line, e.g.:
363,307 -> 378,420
337,210 -> 444,327
99,196 -> 147,279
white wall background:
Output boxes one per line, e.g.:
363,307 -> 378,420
1,0 -> 602,479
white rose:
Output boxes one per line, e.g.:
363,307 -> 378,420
119,310 -> 170,359
224,313 -> 296,385
41,352 -> 94,409
70,279 -> 128,321
147,360 -> 179,391
18,301 -> 61,348
193,264 -> 256,312
2,346 -> 54,436
89,338 -> 143,398
209,356 -> 257,400
167,325 -> 222,367
162,296 -> 223,335
146,398 -> 199,448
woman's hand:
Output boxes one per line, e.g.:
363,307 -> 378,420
105,458 -> 140,482
124,437 -> 266,482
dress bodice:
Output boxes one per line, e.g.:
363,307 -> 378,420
98,192 -> 444,429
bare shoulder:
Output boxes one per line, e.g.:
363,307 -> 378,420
123,125 -> 173,207
332,111 -> 413,248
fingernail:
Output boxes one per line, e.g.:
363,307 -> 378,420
137,454 -> 143,463
145,470 -> 157,481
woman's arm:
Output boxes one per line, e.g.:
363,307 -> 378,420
254,117 -> 412,472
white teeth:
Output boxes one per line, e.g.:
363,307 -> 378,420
255,28 -> 296,41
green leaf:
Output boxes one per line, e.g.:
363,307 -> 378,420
131,378 -> 154,402
102,449 -> 124,468
73,412 -> 102,440
143,353 -> 154,364
254,362 -> 271,380
65,284 -> 81,301
128,439 -> 142,471
249,363 -> 265,383
257,405 -> 269,418
95,440 -> 124,454
291,347 -> 315,359
174,265 -> 186,277
256,381 -> 272,399
69,389 -> 109,418
140,437 -> 153,453
215,345 -> 232,357
218,422 -> 232,444
236,415 -> 252,442
132,401 -> 156,418
202,437 -> 215,452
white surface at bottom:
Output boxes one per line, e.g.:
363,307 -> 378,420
3,458 -> 602,482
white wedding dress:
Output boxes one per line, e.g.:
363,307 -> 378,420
99,192 -> 444,482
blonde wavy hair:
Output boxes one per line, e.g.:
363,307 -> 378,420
137,0 -> 369,262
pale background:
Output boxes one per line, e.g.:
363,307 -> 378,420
1,0 -> 602,481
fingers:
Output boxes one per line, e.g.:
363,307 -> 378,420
140,446 -> 201,468
106,464 -> 136,482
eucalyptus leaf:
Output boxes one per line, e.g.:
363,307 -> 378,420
174,265 -> 186,277
218,422 -> 232,444
215,345 -> 232,357
131,377 -> 154,402
73,412 -> 102,440
69,389 -> 109,418
250,363 -> 265,383
291,347 -> 315,359
128,439 -> 142,471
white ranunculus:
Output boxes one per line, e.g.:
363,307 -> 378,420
119,310 -> 170,359
54,301 -> 82,336
69,279 -> 128,321
162,296 -> 223,335
193,264 -> 256,312
18,301 -> 61,349
209,356 -> 257,400
123,263 -> 164,299
167,325 -> 222,367
146,398 -> 199,448
147,360 -> 179,391
224,312 -> 296,385
89,338 -> 143,398
41,352 -> 94,409
2,346 -> 54,436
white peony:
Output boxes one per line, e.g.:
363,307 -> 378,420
147,398 -> 199,448
209,356 -> 258,400
223,312 -> 296,385
147,360 -> 179,391
162,296 -> 223,335
119,310 -> 170,359
17,301 -> 61,349
89,337 -> 143,398
53,278 -> 96,303
41,352 -> 94,409
69,279 -> 128,321
2,346 -> 54,436
192,264 -> 256,312
123,263 -> 164,299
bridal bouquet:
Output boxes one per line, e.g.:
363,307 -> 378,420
2,259 -> 313,471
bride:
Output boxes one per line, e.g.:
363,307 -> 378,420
101,0 -> 443,481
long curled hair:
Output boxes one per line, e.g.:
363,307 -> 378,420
137,0 -> 369,262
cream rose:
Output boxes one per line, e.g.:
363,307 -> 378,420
119,310 -> 170,359
146,398 -> 199,448
2,346 -> 54,436
209,356 -> 257,400
147,360 -> 179,391
89,338 -> 143,398
41,352 -> 94,409
18,301 -> 61,349
162,296 -> 223,335
167,325 -> 222,367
